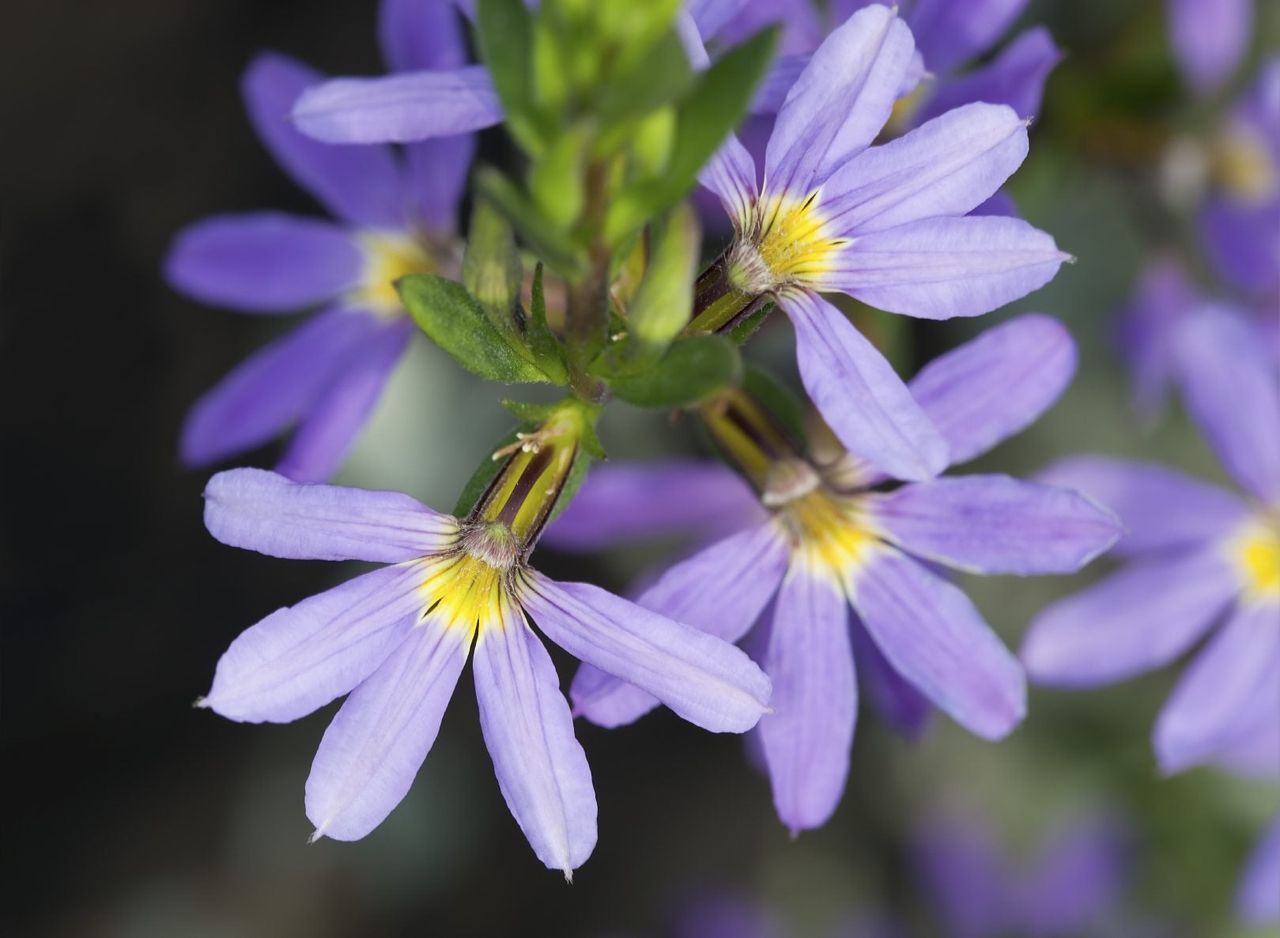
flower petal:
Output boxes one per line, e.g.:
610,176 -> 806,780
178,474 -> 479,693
543,459 -> 762,551
902,0 -> 1029,75
781,290 -> 948,482
823,102 -> 1028,236
1154,600 -> 1280,775
292,66 -> 502,144
473,608 -> 597,878
1169,0 -> 1251,93
180,308 -> 377,468
851,619 -> 931,739
165,213 -> 362,312
759,570 -> 857,833
275,317 -> 414,483
915,27 -> 1062,124
203,467 -> 455,562
1013,816 -> 1130,936
1174,307 -> 1280,505
521,573 -> 771,733
202,562 -> 427,723
910,817 -> 1009,938
1020,549 -> 1239,688
853,548 -> 1026,739
1038,455 -> 1250,557
1198,195 -> 1280,297
570,521 -> 789,728
698,134 -> 759,230
866,475 -> 1122,575
404,134 -> 476,233
765,4 -> 915,193
305,613 -> 471,840
378,0 -> 468,72
1239,817 -> 1280,925
242,53 -> 406,230
823,215 -> 1068,320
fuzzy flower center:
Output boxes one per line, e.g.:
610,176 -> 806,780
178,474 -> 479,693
782,489 -> 875,576
1233,519 -> 1280,600
422,524 -> 519,634
356,232 -> 436,317
727,191 -> 846,295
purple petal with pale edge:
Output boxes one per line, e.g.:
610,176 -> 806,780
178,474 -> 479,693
204,467 -> 454,562
1214,699 -> 1280,780
822,103 -> 1028,236
379,0 -> 467,72
765,5 -> 914,193
276,317 -> 413,483
1239,816 -> 1280,925
699,133 -> 759,230
520,573 -> 770,733
1154,600 -> 1280,774
853,548 -> 1025,739
1038,455 -> 1249,557
1014,817 -> 1129,935
759,569 -> 856,833
202,562 -> 426,723
1020,548 -> 1239,688
1199,195 -> 1280,297
823,215 -> 1068,320
543,459 -> 763,551
910,817 -> 1009,938
970,189 -> 1018,217
165,213 -> 362,312
866,474 -> 1121,576
1116,257 -> 1197,416
1169,0 -> 1251,93
751,54 -> 812,114
1175,307 -> 1280,504
242,53 -> 405,230
570,521 -> 789,729
180,308 -> 376,467
305,614 -> 470,840
902,0 -> 1029,76
474,613 -> 597,877
852,618 -> 931,739
782,290 -> 948,482
916,27 -> 1062,125
293,66 -> 502,145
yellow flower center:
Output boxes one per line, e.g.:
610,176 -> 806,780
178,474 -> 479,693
355,232 -> 436,317
781,489 -> 876,578
728,191 -> 846,294
421,548 -> 512,635
1212,124 -> 1277,205
1233,520 -> 1280,600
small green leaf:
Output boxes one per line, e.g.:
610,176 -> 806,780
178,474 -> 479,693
526,263 -> 567,379
462,198 -> 524,338
609,335 -> 742,408
398,274 -> 554,384
743,364 -> 808,449
476,167 -> 586,277
629,203 -> 700,352
530,124 -> 589,231
596,29 -> 694,126
476,0 -> 546,153
727,298 -> 775,344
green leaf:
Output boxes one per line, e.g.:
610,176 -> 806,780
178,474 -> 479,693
596,29 -> 694,126
530,124 -> 589,231
727,298 -> 775,344
526,263 -> 567,380
453,430 -> 518,517
476,167 -> 586,277
609,335 -> 741,408
628,203 -> 700,352
604,26 -> 778,243
462,198 -> 524,339
476,0 -> 545,153
398,274 -> 554,384
743,364 -> 808,449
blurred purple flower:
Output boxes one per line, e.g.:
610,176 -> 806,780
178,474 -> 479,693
1167,0 -> 1253,95
166,0 -> 474,482
1023,305 -> 1280,777
553,316 -> 1120,833
196,468 -> 770,876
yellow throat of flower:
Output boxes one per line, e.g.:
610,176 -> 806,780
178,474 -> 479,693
356,232 -> 436,317
1212,124 -> 1277,205
1233,520 -> 1280,600
727,191 -> 845,295
782,488 -> 876,578
422,523 -> 518,635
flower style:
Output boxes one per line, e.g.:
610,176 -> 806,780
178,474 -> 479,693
166,0 -> 475,483
196,420 -> 771,877
1022,306 -> 1280,777
554,315 -> 1119,832
693,4 -> 1069,482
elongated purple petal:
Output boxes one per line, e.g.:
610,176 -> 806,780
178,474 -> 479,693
521,573 -> 771,733
903,0 -> 1029,75
1020,549 -> 1239,687
1239,817 -> 1280,925
867,475 -> 1121,575
823,215 -> 1068,320
203,467 -> 455,562
1214,697 -> 1280,780
699,134 -> 759,229
687,0 -> 750,40
166,213 -> 362,312
275,317 -> 413,483
823,103 -> 1028,236
910,817 -> 1009,938
782,290 -> 948,482
305,614 -> 471,840
543,459 -> 763,551
404,134 -> 476,233
1014,816 -> 1130,935
853,548 -> 1026,739
293,66 -> 502,144
751,54 -> 812,114
916,27 -> 1062,125
242,53 -> 406,230
1117,257 -> 1198,416
1199,195 -> 1280,297
1169,0 -> 1251,93
1155,601 -> 1280,774
765,4 -> 915,193
759,570 -> 857,833
180,308 -> 377,467
851,619 -> 931,739
570,521 -> 789,729
379,0 -> 467,72
474,612 -> 597,878
1175,307 -> 1280,504
970,189 -> 1019,217
1038,455 -> 1249,557
201,562 -> 427,723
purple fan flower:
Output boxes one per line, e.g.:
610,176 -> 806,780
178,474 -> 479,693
1022,306 -> 1280,777
1167,0 -> 1253,95
166,0 -> 475,483
555,315 -> 1120,833
196,467 -> 770,877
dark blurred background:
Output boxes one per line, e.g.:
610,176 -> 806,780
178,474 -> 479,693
3,1 -> 1276,936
